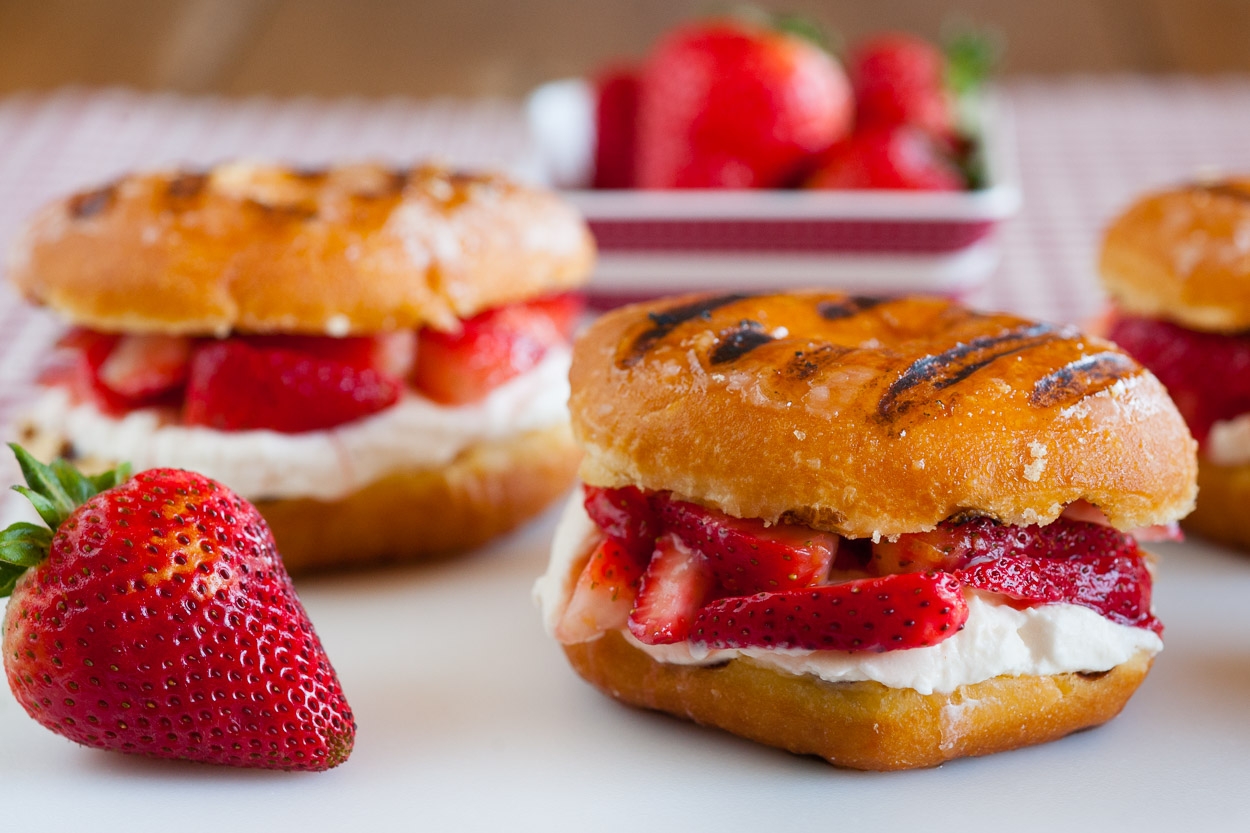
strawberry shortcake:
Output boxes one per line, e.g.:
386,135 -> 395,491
536,292 -> 1196,770
7,162 -> 595,571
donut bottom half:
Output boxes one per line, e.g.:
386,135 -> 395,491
1184,457 -> 1250,552
563,630 -> 1153,771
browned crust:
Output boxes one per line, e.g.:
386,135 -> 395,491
1182,456 -> 1250,551
7,162 -> 595,336
1101,180 -> 1250,332
569,292 -> 1197,537
564,629 -> 1153,770
257,423 -> 580,572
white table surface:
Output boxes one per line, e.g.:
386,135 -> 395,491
2,503 -> 1247,832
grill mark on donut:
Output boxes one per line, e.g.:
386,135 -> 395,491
1195,181 -> 1250,202
244,198 -> 318,221
1030,351 -> 1139,408
785,343 -> 855,381
710,320 -> 774,364
879,323 -> 1059,419
621,293 -> 750,366
68,184 -> 117,219
291,168 -> 329,184
165,172 -> 208,201
817,296 -> 887,321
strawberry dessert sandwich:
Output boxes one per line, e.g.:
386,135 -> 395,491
1100,179 -> 1250,550
6,162 -> 594,571
535,292 -> 1196,770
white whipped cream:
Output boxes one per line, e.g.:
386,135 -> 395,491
1206,413 -> 1250,465
534,496 -> 1163,696
21,347 -> 571,502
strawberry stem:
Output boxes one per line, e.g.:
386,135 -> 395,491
0,444 -> 131,597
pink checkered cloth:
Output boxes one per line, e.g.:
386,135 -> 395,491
0,77 -> 1247,495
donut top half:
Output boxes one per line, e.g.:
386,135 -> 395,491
571,292 -> 1197,539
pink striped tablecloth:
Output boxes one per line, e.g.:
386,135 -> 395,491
2,77 -> 1250,488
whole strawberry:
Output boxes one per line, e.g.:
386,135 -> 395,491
636,18 -> 853,188
848,32 -> 953,137
0,445 -> 355,770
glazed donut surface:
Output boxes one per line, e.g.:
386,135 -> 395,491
7,162 -> 595,336
1101,179 -> 1250,332
570,292 -> 1197,537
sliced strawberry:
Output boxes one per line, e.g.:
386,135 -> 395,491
690,571 -> 968,652
183,340 -> 401,433
46,329 -> 187,414
656,496 -> 837,594
593,65 -> 640,189
96,334 -> 192,399
628,533 -> 716,645
1061,499 -> 1182,543
583,485 -> 660,557
957,553 -> 1161,635
412,293 -> 583,405
871,517 -> 1140,577
238,332 -> 416,378
871,524 -> 981,575
555,536 -> 648,643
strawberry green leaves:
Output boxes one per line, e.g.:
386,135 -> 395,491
0,444 -> 131,597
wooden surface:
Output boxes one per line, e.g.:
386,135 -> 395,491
1,0 -> 1249,97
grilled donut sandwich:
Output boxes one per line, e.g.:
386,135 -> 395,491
1101,179 -> 1250,550
536,291 -> 1196,770
8,161 -> 595,571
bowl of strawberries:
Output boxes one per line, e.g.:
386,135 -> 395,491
527,14 -> 1019,304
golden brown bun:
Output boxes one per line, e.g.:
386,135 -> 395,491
16,421 -> 579,573
1182,457 -> 1250,550
1101,180 -> 1250,332
565,629 -> 1152,771
7,162 -> 595,336
570,292 -> 1197,538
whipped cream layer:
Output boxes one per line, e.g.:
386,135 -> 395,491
21,347 -> 571,502
535,496 -> 1163,696
1206,413 -> 1250,466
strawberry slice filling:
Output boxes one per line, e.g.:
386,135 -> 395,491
39,293 -> 582,434
561,486 -> 1162,653
1107,312 -> 1250,447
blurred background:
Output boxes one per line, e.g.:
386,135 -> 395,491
1,0 -> 1249,97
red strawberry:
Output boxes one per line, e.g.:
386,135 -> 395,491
690,571 -> 968,651
240,332 -> 417,379
556,536 -> 648,643
96,334 -> 193,400
582,485 -> 660,558
871,517 -> 1139,576
45,330 -> 187,414
1107,314 -> 1250,445
636,19 -> 853,189
808,124 -> 965,191
628,533 -> 716,645
183,340 -> 401,433
957,553 -> 1161,635
0,445 -> 355,770
848,32 -> 953,136
412,293 -> 583,405
656,495 -> 837,594
593,66 -> 640,189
